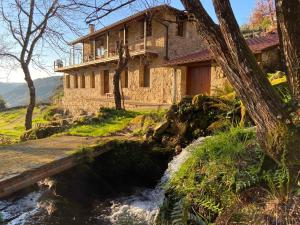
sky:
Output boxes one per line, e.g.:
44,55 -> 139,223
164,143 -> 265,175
0,0 -> 256,83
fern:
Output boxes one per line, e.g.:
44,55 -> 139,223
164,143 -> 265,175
195,196 -> 222,214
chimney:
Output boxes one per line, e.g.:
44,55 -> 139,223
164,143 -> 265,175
89,24 -> 95,34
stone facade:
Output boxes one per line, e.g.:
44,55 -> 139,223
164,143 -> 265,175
58,5 -> 280,116
60,6 -> 205,115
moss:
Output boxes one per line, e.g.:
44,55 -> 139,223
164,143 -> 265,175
74,139 -> 173,187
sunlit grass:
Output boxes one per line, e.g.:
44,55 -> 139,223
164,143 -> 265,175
64,108 -> 166,137
0,107 -> 48,140
66,117 -> 133,137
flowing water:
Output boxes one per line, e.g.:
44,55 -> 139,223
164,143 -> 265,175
0,137 -> 205,225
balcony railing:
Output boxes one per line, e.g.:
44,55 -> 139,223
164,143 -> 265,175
54,37 -> 152,71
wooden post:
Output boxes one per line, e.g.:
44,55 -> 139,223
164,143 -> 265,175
82,43 -> 84,63
72,45 -> 75,65
93,40 -> 96,60
69,47 -> 72,66
106,32 -> 109,58
123,26 -> 126,45
144,18 -> 147,50
172,68 -> 177,104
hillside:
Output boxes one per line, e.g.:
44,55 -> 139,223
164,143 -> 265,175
0,83 -> 23,96
0,76 -> 62,107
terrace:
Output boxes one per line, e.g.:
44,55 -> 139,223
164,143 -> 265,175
54,17 -> 159,72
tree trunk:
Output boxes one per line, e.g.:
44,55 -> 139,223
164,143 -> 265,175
113,71 -> 122,110
180,0 -> 299,172
22,64 -> 36,130
275,0 -> 300,105
113,42 -> 130,110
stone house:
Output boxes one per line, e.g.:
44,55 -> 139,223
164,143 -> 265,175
55,5 -> 280,115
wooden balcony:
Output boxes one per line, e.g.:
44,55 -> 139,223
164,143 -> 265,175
55,27 -> 158,73
54,49 -> 157,72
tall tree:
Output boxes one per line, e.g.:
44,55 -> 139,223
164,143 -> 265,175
0,0 -> 83,130
180,0 -> 300,176
113,42 -> 130,110
275,0 -> 300,105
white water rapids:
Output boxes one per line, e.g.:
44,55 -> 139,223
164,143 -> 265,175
106,137 -> 206,224
0,137 -> 206,225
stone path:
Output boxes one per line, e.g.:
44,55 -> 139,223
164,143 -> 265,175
0,135 -> 137,198
0,136 -> 100,182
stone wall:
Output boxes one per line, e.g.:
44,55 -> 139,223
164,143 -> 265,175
62,10 -> 200,115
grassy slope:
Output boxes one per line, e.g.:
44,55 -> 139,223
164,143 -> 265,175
161,127 -> 266,224
64,109 -> 166,137
0,107 -> 48,140
65,114 -> 136,137
0,107 -> 166,141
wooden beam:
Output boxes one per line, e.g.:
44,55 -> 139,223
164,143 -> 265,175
82,43 -> 84,63
144,18 -> 147,50
93,40 -> 96,59
72,45 -> 75,65
123,26 -> 126,45
106,32 -> 109,58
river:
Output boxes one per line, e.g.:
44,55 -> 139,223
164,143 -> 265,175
0,137 -> 205,225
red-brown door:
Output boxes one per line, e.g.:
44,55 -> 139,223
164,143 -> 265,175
104,70 -> 110,94
187,66 -> 211,96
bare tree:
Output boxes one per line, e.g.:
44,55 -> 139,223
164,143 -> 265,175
69,0 -> 136,24
113,42 -> 130,110
0,0 -> 84,130
180,0 -> 300,178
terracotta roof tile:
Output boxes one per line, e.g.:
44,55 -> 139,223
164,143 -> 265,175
164,33 -> 279,66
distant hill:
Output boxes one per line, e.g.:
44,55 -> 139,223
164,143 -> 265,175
0,76 -> 63,107
0,83 -> 23,96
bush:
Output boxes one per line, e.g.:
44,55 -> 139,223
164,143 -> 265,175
157,127 -> 267,224
157,126 -> 300,224
0,95 -> 6,111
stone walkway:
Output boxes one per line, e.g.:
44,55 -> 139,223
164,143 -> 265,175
0,135 -> 137,198
0,136 -> 102,182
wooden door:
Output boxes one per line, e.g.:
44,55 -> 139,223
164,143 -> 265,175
187,66 -> 211,96
104,70 -> 110,94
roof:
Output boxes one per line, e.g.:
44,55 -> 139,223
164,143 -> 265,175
164,33 -> 279,66
70,4 -> 182,45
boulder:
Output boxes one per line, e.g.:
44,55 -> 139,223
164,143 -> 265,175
53,113 -> 63,120
20,124 -> 67,141
153,121 -> 170,137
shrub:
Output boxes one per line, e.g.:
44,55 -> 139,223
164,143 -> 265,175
158,127 -> 266,224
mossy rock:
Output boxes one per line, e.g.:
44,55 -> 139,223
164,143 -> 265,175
87,140 -> 174,187
20,124 -> 67,141
153,94 -> 242,147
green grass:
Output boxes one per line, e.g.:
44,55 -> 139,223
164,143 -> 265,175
0,106 -> 166,142
66,117 -> 134,136
0,107 -> 48,140
64,108 -> 166,137
163,127 -> 265,223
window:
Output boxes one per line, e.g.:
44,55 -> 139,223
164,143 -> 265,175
140,65 -> 150,87
104,70 -> 110,94
90,72 -> 96,88
80,74 -> 85,88
121,69 -> 128,88
177,21 -> 185,37
74,75 -> 78,88
66,75 -> 70,89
